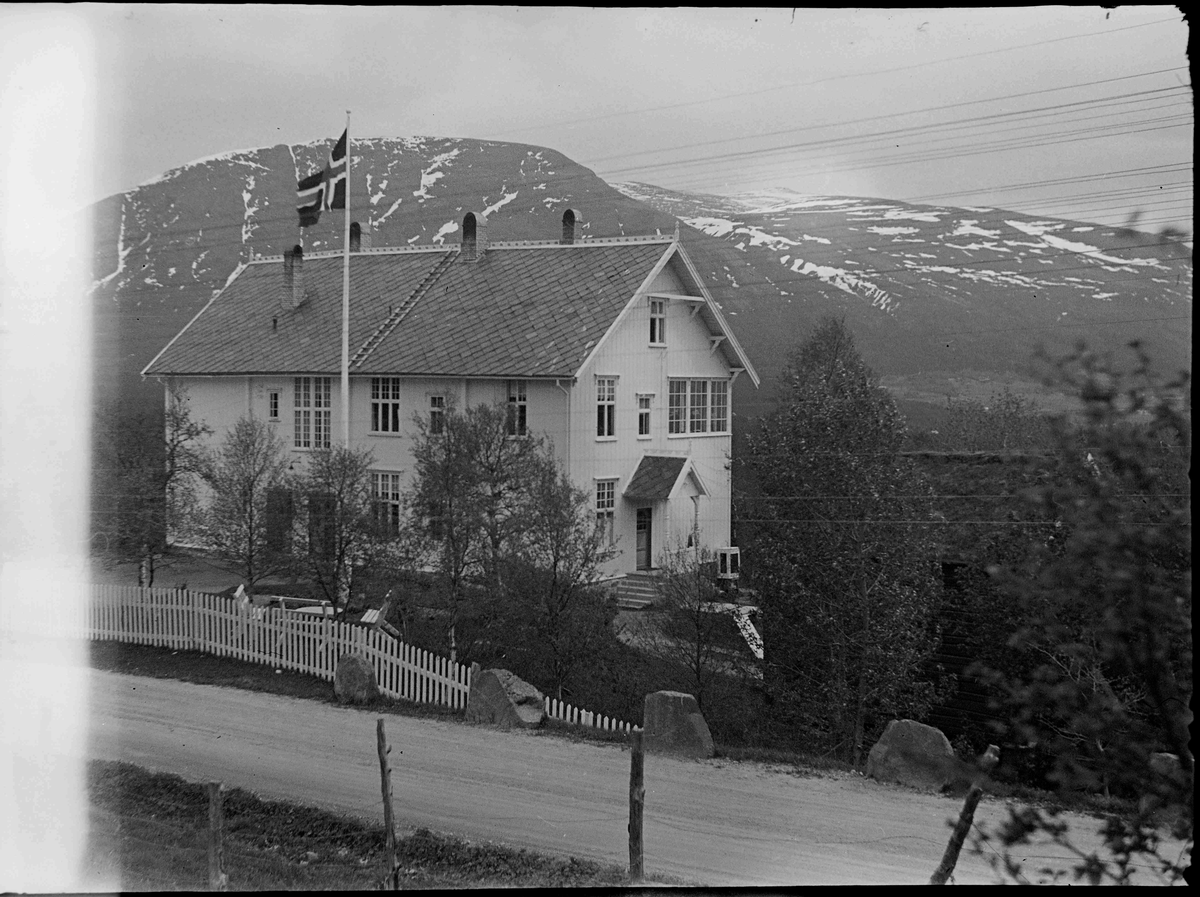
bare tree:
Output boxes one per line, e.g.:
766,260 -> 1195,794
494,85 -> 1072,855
202,416 -> 291,591
295,445 -> 392,619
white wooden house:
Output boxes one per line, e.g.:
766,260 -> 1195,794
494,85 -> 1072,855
143,209 -> 759,580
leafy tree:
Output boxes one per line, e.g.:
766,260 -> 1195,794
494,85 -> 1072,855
743,316 -> 945,765
493,459 -> 617,700
295,445 -> 402,619
971,343 -> 1192,884
201,416 -> 291,591
92,384 -> 210,584
643,541 -> 757,717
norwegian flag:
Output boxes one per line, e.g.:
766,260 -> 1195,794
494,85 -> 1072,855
296,129 -> 347,227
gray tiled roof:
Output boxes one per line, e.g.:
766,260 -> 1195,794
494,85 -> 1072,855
145,239 -> 674,378
624,455 -> 688,501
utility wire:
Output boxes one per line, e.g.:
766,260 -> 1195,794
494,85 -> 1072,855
487,15 -> 1184,137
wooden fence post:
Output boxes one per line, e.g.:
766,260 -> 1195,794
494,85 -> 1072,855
628,727 -> 645,883
377,718 -> 399,890
207,782 -> 228,891
930,746 -> 1000,885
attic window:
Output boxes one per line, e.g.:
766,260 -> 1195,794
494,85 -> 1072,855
649,298 -> 666,345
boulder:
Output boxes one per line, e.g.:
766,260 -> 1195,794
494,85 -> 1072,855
865,719 -> 958,791
643,691 -> 714,759
333,653 -> 380,705
465,668 -> 546,729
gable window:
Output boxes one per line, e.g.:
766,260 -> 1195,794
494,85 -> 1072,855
595,479 -> 616,544
429,395 -> 445,436
649,298 -> 666,345
637,394 -> 652,437
371,377 -> 403,433
506,380 -> 527,437
596,377 -> 616,438
372,471 -> 404,535
294,376 -> 331,449
267,389 -> 281,422
668,378 -> 729,435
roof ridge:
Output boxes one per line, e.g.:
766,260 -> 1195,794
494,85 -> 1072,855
247,233 -> 673,264
350,251 -> 457,368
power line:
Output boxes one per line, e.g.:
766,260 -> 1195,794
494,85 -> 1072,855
595,85 -> 1192,177
586,67 -> 1189,167
905,163 -> 1193,203
487,15 -> 1184,137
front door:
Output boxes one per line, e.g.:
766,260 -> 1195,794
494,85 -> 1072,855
635,507 -> 652,570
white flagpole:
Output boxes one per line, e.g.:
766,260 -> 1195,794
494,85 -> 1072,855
341,110 -> 351,448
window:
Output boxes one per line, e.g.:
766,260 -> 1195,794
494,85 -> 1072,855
668,378 -> 729,435
371,377 -> 403,433
506,380 -> 527,437
294,376 -> 331,449
268,390 -> 280,422
596,480 -> 616,544
307,491 -> 336,561
596,377 -> 616,438
668,380 -> 687,434
637,394 -> 652,437
429,395 -> 445,435
372,471 -> 404,535
265,486 -> 293,554
688,379 -> 708,433
649,298 -> 666,345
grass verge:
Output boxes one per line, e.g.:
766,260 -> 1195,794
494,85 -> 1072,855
86,759 -> 647,890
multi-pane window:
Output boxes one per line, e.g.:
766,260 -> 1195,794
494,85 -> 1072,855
668,380 -> 687,434
649,298 -> 666,345
688,379 -> 708,433
596,377 -> 616,438
506,380 -> 527,437
596,480 -> 616,544
371,377 -> 403,433
294,376 -> 331,449
429,395 -> 445,436
372,471 -> 404,535
637,394 -> 652,437
668,378 -> 729,435
268,389 -> 280,421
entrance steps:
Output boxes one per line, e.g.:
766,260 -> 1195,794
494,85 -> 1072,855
612,571 -> 658,610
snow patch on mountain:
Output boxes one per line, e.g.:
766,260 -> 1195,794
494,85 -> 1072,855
414,149 -> 462,201
431,220 -> 459,244
1006,219 -> 1065,237
240,175 -> 260,244
951,220 -> 1000,239
482,190 -> 518,217
783,256 -> 897,312
868,226 -> 919,236
1039,233 -> 1164,269
92,198 -> 131,294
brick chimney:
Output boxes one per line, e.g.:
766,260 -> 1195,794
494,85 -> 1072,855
350,220 -> 372,252
283,244 -> 306,309
461,211 -> 487,262
561,208 -> 582,244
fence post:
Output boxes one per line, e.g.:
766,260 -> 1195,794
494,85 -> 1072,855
207,781 -> 228,891
628,727 -> 645,883
377,718 -> 399,890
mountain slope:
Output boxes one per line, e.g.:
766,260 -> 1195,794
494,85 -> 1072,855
616,184 -> 1192,418
88,138 -> 1191,425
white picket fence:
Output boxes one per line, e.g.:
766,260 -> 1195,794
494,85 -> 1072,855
543,696 -> 632,735
88,584 -> 471,709
66,585 -> 632,733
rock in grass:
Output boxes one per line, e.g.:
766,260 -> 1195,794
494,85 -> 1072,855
333,653 -> 379,705
465,668 -> 546,729
643,691 -> 714,759
865,719 -> 957,791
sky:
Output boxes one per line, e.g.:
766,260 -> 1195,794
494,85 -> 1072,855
4,5 -> 1195,232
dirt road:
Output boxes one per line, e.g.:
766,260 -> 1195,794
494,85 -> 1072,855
76,670 -> 1164,886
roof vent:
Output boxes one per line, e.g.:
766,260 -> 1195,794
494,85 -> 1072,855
561,208 -> 582,245
461,211 -> 487,262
